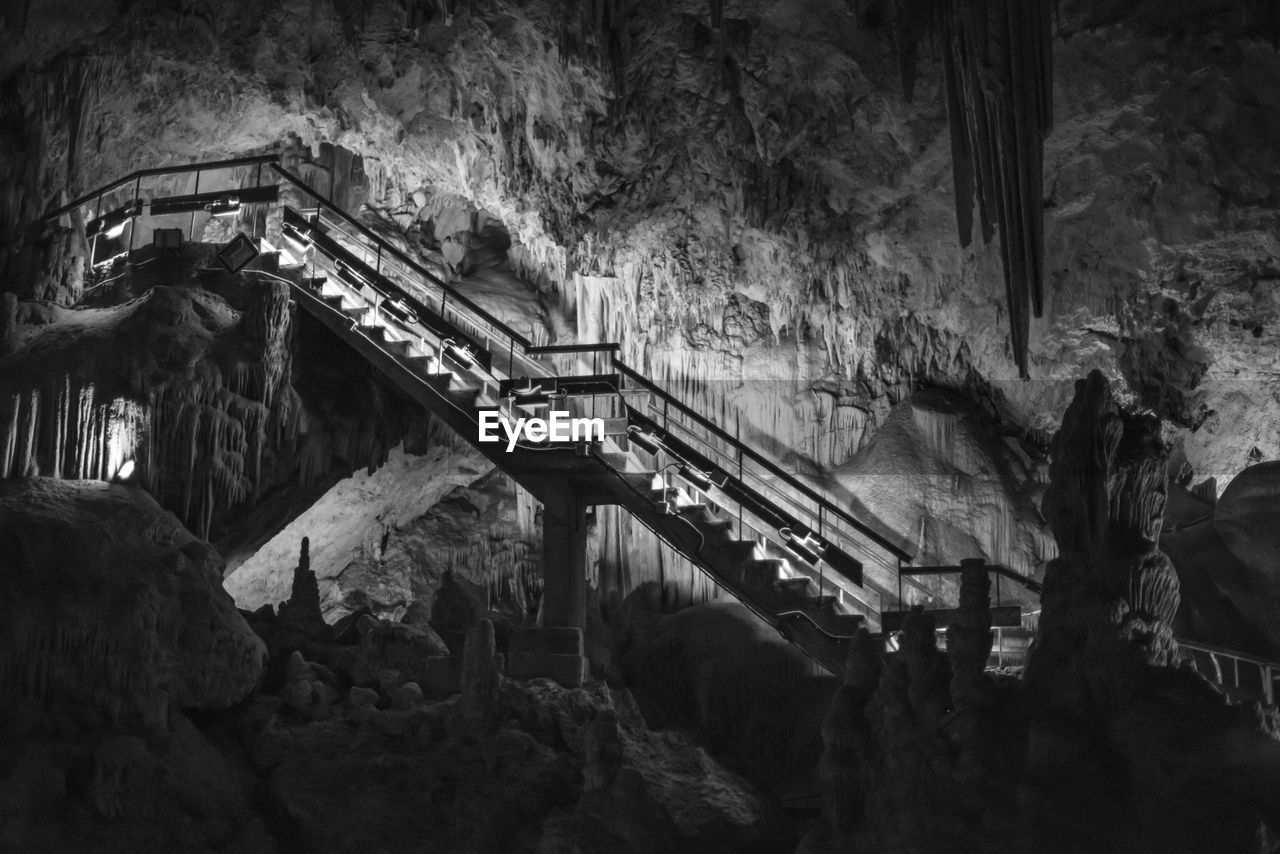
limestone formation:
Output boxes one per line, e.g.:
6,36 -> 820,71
804,373 -> 1280,854
0,479 -> 265,730
460,618 -> 504,728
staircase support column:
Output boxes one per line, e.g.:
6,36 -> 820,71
541,479 -> 588,630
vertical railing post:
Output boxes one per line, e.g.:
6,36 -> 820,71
897,556 -> 903,610
736,413 -> 743,538
90,192 -> 104,267
126,177 -> 141,258
189,169 -> 202,241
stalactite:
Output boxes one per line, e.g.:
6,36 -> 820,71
559,0 -> 630,97
0,283 -> 300,537
899,0 -> 1055,379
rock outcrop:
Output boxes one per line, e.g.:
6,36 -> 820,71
0,478 -> 265,730
805,370 -> 1280,854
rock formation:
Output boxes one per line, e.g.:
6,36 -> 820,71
0,478 -> 265,730
804,370 -> 1280,854
2,1 -> 1280,851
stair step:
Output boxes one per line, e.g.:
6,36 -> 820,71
774,577 -> 814,598
801,594 -> 839,614
321,294 -> 345,311
596,451 -> 629,469
343,306 -> 371,321
722,540 -> 762,562
383,338 -> 412,357
448,387 -> 481,408
425,372 -> 453,393
742,559 -> 787,588
406,355 -> 437,374
358,325 -> 387,344
301,276 -> 327,292
650,486 -> 685,505
679,504 -> 733,530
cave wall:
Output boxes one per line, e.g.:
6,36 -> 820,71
3,1 -> 1280,618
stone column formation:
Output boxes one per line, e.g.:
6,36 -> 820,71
1037,369 -> 1180,667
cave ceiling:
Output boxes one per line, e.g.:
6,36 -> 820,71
2,0 -> 1279,490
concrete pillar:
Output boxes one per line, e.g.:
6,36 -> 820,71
542,479 -> 588,629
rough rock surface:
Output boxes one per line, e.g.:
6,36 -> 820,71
4,0 -> 1279,525
804,371 -> 1280,854
623,598 -> 835,798
830,387 -> 1056,589
1162,463 -> 1280,659
0,478 -> 265,730
225,441 -> 493,616
0,267 -> 435,544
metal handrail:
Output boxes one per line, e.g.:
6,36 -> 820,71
271,163 -> 535,351
1179,639 -> 1279,705
48,149 -> 930,616
612,357 -> 916,563
902,563 -> 1044,595
43,154 -> 281,221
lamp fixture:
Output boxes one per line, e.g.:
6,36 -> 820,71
627,425 -> 662,455
87,200 -> 145,240
113,459 -> 136,482
510,378 -> 543,398
206,194 -> 241,217
381,297 -> 418,325
281,221 -> 312,253
335,261 -> 370,288
779,526 -> 822,566
442,338 -> 476,368
678,464 -> 715,492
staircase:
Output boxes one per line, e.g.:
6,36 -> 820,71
40,154 -> 1280,700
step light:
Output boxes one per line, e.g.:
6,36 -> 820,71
335,261 -> 371,288
779,527 -> 822,566
442,339 -> 476,368
381,297 -> 418,325
87,200 -> 145,239
678,464 -> 715,492
510,378 -> 543,398
626,426 -> 662,455
281,221 -> 312,253
206,194 -> 241,217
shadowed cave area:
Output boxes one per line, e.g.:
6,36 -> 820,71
3,0 -> 1280,852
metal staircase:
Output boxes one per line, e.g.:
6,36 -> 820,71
39,154 -> 1280,698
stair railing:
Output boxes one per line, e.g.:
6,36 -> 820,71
45,151 -> 923,627
1179,640 -> 1279,706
